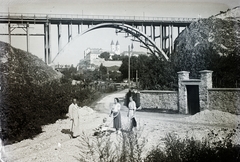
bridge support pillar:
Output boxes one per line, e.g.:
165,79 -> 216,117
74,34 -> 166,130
168,25 -> 171,54
78,23 -> 83,34
171,25 -> 173,52
57,23 -> 62,53
26,22 -> 29,53
68,23 -> 72,42
8,22 -> 11,45
162,26 -> 166,50
168,25 -> 174,54
152,25 -> 156,41
44,22 -> 51,64
48,22 -> 51,64
159,24 -> 162,49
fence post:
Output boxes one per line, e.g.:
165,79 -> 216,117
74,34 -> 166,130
177,71 -> 190,114
199,70 -> 213,111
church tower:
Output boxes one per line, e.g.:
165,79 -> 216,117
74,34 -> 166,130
111,40 -> 115,52
115,40 -> 120,54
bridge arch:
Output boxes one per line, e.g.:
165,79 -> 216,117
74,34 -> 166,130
52,23 -> 169,63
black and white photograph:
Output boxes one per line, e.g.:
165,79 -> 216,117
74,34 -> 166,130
0,0 -> 240,161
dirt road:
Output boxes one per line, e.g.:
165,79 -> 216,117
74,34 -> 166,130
3,89 -> 240,162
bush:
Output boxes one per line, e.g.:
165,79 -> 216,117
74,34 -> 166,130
78,130 -> 146,162
145,132 -> 240,162
0,80 -> 101,144
77,127 -> 240,162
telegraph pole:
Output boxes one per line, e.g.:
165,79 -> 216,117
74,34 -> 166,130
128,45 -> 131,88
136,70 -> 138,88
128,43 -> 134,88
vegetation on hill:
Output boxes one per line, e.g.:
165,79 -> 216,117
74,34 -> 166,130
0,41 -> 101,144
173,7 -> 240,87
0,41 -> 61,86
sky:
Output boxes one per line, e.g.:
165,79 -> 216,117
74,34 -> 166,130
0,0 -> 239,66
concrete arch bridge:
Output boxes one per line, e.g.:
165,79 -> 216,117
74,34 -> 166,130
0,12 -> 197,63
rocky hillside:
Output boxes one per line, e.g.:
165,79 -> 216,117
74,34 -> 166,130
175,6 -> 239,57
0,41 -> 62,87
173,6 -> 240,87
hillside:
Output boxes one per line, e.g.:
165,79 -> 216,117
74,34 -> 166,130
0,41 -> 62,87
173,6 -> 240,86
175,6 -> 239,57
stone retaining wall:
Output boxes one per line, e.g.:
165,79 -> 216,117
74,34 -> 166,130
208,88 -> 240,114
140,90 -> 178,110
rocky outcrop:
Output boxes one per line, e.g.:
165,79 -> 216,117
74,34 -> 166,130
0,41 -> 61,87
173,6 -> 240,87
175,6 -> 240,57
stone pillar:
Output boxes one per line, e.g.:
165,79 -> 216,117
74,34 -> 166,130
199,70 -> 213,111
177,71 -> 190,114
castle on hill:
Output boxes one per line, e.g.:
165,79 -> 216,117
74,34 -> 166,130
79,40 -> 122,70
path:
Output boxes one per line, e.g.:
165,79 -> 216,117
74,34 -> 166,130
3,89 -> 240,162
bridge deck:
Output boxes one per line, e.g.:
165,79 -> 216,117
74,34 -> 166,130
0,12 -> 197,26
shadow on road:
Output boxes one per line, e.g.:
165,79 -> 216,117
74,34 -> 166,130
61,129 -> 72,135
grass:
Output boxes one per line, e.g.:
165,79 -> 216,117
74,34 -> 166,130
77,127 -> 240,162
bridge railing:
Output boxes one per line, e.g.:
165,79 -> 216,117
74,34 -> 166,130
0,12 -> 198,22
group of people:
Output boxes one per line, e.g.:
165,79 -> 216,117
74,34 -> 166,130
68,89 -> 138,138
109,89 -> 138,134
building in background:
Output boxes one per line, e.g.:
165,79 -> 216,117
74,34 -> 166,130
84,48 -> 103,65
110,40 -> 120,55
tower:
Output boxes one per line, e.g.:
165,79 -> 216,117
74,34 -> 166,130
115,40 -> 120,54
111,40 -> 115,52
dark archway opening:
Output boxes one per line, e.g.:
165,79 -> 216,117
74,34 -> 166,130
186,85 -> 200,115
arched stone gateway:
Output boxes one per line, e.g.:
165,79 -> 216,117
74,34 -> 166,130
52,23 -> 169,62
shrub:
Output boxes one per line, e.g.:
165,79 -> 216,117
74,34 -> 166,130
0,80 -> 101,144
145,132 -> 240,162
78,130 -> 146,162
77,127 -> 240,162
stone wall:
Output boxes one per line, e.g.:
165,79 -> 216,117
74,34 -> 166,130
140,90 -> 178,110
208,88 -> 240,114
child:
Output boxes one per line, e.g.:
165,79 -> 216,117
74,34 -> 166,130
93,117 -> 110,136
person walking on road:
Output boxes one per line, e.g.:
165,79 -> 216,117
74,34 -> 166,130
109,98 -> 122,134
128,96 -> 137,131
68,98 -> 81,138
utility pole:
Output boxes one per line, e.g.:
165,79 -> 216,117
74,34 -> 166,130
128,45 -> 130,88
136,70 -> 138,88
128,43 -> 134,88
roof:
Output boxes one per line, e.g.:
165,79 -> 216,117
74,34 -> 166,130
111,40 -> 114,45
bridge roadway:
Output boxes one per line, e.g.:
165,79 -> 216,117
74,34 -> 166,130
0,12 -> 197,26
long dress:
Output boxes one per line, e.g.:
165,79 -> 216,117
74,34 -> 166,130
128,101 -> 136,130
128,101 -> 136,119
68,103 -> 81,137
111,103 -> 122,130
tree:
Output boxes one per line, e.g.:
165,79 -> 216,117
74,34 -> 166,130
112,54 -> 123,60
99,52 -> 110,61
98,63 -> 108,81
83,69 -> 99,83
119,56 -> 129,79
109,71 -> 122,82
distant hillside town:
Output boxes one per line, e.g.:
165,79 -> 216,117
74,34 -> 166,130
78,40 -> 147,71
52,40 -> 147,71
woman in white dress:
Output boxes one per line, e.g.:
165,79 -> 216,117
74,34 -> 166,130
109,98 -> 122,134
128,96 -> 137,131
